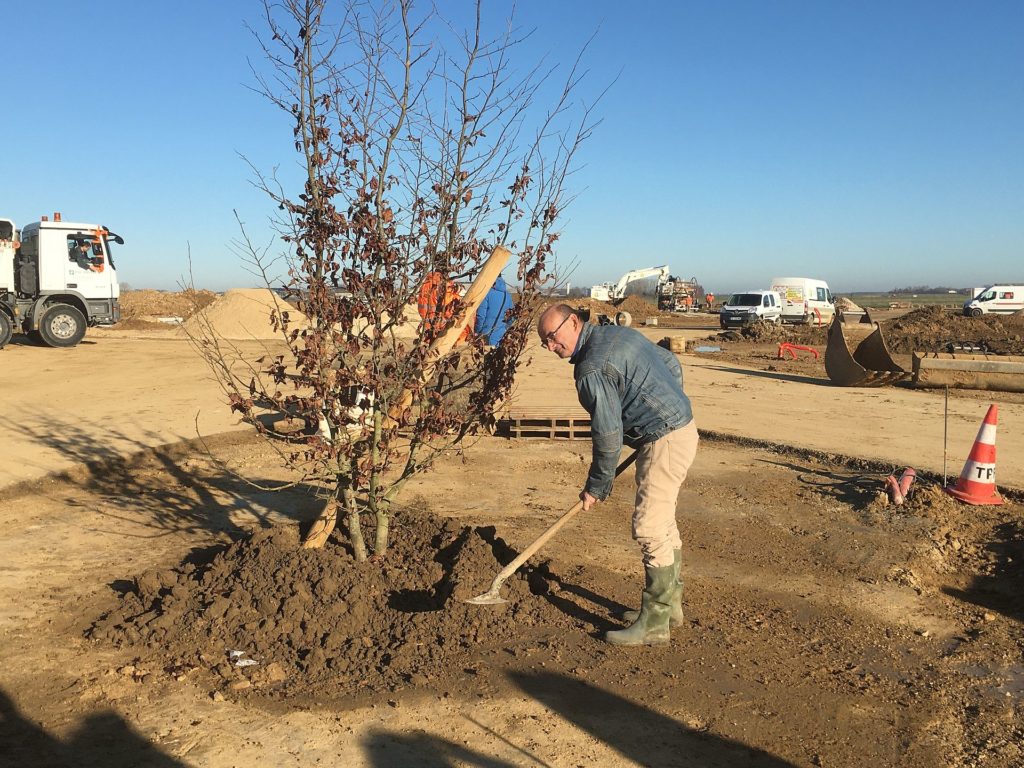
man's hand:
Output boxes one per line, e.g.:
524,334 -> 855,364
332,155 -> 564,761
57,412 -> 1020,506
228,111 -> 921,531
579,490 -> 599,512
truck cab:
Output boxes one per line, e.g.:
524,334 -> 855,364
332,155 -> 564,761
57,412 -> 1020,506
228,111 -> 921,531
1,215 -> 123,348
0,219 -> 17,294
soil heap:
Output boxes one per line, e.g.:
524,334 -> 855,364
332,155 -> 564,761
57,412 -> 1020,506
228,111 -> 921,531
878,306 -> 1024,355
614,295 -> 663,318
705,306 -> 1024,355
180,288 -> 309,341
835,296 -> 865,314
89,514 -> 585,701
558,295 -> 666,322
710,322 -> 828,346
120,289 -> 217,321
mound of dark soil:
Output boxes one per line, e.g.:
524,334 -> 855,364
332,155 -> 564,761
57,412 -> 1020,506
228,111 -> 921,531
879,306 -> 1024,355
89,514 -> 584,701
119,289 -> 217,321
709,322 -> 827,345
614,295 -> 662,318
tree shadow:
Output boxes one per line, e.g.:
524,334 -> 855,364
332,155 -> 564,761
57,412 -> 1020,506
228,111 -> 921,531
758,458 -> 882,507
0,687 -> 187,768
4,413 -> 323,539
701,364 -> 829,386
943,519 -> 1024,622
362,729 -> 525,768
509,671 -> 798,767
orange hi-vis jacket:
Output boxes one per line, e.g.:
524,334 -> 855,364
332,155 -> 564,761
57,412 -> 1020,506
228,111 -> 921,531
417,272 -> 473,343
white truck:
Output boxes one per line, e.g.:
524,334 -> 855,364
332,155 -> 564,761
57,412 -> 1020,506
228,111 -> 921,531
963,285 -> 1024,316
0,214 -> 123,348
590,265 -> 670,303
769,276 -> 835,325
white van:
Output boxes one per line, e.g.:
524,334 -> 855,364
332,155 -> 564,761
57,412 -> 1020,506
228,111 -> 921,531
770,277 -> 835,325
719,290 -> 783,329
963,285 -> 1024,316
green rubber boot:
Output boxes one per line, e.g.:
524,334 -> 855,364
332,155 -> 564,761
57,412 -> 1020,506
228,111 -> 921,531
605,563 -> 674,646
622,549 -> 683,627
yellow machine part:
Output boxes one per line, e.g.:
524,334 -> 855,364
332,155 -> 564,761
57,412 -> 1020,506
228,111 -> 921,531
824,311 -> 910,387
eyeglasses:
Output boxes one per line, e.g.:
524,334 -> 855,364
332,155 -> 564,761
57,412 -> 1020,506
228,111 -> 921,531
541,313 -> 572,346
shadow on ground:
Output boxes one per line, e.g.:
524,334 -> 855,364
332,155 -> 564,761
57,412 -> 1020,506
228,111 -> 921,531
701,364 -> 828,386
759,458 -> 883,507
2,414 -> 323,539
361,729 -> 523,768
0,687 -> 186,768
359,672 -> 797,767
944,519 -> 1024,622
470,526 -> 627,633
510,672 -> 797,767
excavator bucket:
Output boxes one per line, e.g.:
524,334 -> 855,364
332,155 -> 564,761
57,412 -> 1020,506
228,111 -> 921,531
825,311 -> 910,387
913,352 -> 1024,392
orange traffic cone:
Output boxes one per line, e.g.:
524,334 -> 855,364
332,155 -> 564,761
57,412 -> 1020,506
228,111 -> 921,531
945,404 -> 1003,505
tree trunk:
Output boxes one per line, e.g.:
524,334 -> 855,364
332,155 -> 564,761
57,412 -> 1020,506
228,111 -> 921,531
374,500 -> 390,555
344,484 -> 367,562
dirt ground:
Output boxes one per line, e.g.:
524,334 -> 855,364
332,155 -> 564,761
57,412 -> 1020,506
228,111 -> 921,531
1,305 -> 1022,767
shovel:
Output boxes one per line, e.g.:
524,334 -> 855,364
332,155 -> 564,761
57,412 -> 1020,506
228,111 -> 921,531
465,450 -> 638,605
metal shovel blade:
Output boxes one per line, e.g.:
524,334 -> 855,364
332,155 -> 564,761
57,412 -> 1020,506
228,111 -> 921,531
463,589 -> 507,606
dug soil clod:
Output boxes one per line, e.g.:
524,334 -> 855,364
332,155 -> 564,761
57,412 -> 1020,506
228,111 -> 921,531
88,514 -> 584,701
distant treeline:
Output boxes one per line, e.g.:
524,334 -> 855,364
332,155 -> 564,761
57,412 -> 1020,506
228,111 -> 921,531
886,286 -> 966,294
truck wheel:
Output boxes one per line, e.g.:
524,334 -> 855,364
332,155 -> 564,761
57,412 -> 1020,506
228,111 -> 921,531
38,304 -> 87,348
0,313 -> 12,348
969,307 -> 983,318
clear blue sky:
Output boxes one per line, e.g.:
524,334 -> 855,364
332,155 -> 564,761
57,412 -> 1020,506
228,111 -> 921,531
4,1 -> 1021,294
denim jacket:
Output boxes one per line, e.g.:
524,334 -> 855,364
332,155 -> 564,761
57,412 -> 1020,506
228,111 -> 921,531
571,323 -> 693,499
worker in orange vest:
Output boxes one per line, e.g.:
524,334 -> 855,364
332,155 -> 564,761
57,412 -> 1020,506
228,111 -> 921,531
417,271 -> 473,344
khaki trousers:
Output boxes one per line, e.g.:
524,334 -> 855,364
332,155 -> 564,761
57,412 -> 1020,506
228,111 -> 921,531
633,420 -> 699,567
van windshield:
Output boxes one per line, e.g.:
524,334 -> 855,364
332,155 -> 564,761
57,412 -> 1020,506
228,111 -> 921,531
728,293 -> 762,307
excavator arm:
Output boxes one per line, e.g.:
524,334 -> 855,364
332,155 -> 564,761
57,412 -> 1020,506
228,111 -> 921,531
609,265 -> 670,300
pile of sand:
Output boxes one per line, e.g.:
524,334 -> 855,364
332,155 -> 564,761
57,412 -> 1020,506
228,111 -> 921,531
180,289 -> 309,340
835,297 -> 865,314
178,289 -> 476,343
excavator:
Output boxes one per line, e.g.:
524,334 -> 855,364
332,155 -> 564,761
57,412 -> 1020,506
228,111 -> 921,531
589,265 -> 670,303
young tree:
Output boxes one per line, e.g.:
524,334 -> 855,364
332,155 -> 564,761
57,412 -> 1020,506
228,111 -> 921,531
192,0 -> 597,558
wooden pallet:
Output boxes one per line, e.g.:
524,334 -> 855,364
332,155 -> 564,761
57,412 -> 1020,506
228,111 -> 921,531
501,408 -> 592,440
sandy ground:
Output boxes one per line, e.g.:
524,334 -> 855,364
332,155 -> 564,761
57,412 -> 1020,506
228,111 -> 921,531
4,319 -> 1021,489
1,319 -> 1022,767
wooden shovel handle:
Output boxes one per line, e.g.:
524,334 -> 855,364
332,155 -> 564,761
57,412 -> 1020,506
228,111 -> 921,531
388,245 -> 512,422
488,450 -> 639,586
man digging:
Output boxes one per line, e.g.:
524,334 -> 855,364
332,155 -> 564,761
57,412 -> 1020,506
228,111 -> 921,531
537,304 -> 698,645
